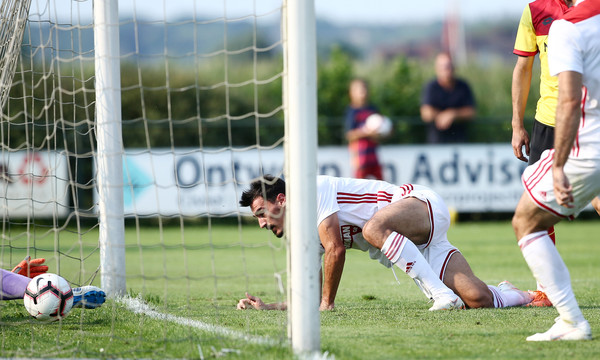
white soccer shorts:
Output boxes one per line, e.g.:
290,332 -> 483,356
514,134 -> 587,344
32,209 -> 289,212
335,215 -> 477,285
391,186 -> 459,281
522,149 -> 600,220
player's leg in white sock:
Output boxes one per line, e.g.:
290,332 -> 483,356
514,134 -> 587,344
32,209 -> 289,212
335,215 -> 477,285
381,231 -> 456,301
519,231 -> 585,324
488,284 -> 531,307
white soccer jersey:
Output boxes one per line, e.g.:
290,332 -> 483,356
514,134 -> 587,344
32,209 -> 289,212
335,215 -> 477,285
316,175 -> 456,270
317,175 -> 396,266
548,2 -> 600,159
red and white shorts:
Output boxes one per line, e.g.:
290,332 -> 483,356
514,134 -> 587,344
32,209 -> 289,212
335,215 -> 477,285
522,149 -> 600,220
391,186 -> 459,281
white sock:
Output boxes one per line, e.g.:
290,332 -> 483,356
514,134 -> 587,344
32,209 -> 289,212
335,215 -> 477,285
519,231 -> 585,323
381,232 -> 455,300
488,285 -> 529,308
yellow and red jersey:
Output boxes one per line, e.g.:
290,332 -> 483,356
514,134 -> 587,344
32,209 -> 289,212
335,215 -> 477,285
513,0 -> 570,127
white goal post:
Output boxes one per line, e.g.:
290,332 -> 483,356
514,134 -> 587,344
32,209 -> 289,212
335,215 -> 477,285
94,0 -> 126,298
283,0 -> 320,354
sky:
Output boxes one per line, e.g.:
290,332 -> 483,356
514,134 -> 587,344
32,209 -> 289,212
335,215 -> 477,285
78,0 -> 528,24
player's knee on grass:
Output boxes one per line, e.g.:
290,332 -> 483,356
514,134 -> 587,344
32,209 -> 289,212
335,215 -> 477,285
443,253 -> 494,308
445,274 -> 494,308
458,285 -> 494,309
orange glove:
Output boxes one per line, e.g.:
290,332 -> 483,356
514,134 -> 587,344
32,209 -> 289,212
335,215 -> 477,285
11,256 -> 48,278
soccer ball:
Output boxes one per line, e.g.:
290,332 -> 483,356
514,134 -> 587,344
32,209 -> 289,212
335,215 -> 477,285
23,273 -> 74,322
365,113 -> 393,136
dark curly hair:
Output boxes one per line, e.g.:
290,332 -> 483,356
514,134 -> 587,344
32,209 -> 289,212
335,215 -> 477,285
239,175 -> 286,207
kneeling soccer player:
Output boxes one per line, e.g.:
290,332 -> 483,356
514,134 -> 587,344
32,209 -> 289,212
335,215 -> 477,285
236,175 -> 549,311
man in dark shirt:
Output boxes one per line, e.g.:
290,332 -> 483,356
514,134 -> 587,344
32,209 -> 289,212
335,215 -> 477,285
420,53 -> 476,144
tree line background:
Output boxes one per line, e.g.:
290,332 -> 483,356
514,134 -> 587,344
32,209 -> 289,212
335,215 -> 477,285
4,44 -> 543,155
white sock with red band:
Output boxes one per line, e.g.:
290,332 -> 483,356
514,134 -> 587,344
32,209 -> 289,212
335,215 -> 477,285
381,231 -> 456,300
518,231 -> 585,323
488,285 -> 530,308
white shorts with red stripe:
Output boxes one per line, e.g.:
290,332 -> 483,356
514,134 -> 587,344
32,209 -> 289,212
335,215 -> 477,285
391,186 -> 459,280
522,149 -> 600,220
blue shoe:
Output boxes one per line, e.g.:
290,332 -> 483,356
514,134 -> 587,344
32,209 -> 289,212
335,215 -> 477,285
72,286 -> 106,309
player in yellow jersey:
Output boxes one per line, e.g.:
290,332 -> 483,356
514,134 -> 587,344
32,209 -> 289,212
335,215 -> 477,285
512,0 -> 571,166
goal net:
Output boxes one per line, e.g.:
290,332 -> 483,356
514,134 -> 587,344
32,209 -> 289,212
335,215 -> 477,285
0,0 -> 318,357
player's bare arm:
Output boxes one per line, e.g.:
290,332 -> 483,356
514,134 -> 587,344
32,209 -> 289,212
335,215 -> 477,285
318,212 -> 346,311
511,55 -> 535,162
552,70 -> 582,208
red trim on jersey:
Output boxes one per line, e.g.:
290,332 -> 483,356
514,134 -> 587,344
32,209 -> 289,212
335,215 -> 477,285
384,233 -> 405,261
439,248 -> 459,281
336,191 -> 393,204
561,0 -> 600,23
398,184 -> 414,197
377,192 -> 394,202
514,49 -> 538,57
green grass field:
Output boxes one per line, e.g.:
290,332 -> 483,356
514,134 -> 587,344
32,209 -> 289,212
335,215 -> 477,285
1,219 -> 599,359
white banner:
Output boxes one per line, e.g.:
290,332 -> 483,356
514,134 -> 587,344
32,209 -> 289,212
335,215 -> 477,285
0,151 -> 70,217
120,149 -> 285,216
116,144 -> 534,216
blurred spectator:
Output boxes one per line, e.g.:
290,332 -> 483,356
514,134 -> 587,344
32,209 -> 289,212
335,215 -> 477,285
420,52 -> 476,143
345,78 -> 383,180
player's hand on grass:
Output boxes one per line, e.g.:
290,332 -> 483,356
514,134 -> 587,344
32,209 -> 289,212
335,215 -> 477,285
11,256 -> 48,278
237,292 -> 268,310
237,292 -> 287,310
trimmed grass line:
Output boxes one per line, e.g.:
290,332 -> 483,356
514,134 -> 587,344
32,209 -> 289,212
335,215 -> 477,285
118,296 -> 283,347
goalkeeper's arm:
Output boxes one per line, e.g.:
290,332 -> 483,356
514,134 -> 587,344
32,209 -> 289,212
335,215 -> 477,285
0,257 -> 48,300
